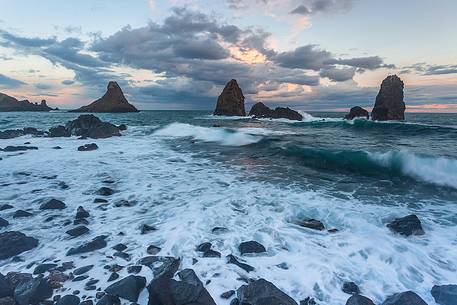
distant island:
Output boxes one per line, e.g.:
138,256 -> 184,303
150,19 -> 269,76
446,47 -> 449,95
0,93 -> 55,112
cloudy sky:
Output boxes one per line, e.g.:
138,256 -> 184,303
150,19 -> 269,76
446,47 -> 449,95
0,0 -> 456,112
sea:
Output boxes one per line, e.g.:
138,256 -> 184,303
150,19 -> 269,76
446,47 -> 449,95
1,110 -> 456,305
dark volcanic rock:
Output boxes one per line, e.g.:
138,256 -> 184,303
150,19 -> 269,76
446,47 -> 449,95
40,199 -> 66,210
78,143 -> 98,151
381,291 -> 427,305
118,124 -> 127,131
96,294 -> 120,305
214,79 -> 246,116
0,231 -> 38,260
202,249 -> 221,258
0,93 -> 53,112
140,224 -> 157,234
344,106 -> 369,120
127,266 -> 142,274
70,82 -> 138,113
75,206 -> 90,219
0,204 -> 13,211
56,295 -> 80,305
33,263 -> 57,274
65,115 -> 121,139
2,146 -> 38,152
139,256 -> 180,279
238,241 -> 266,255
237,278 -> 297,305
371,75 -> 405,121
66,235 -> 107,256
96,187 -> 115,196
296,219 -> 325,231
13,210 -> 33,218
112,244 -> 127,252
227,254 -> 254,273
196,242 -> 212,253
105,275 -> 146,302
66,226 -> 89,237
147,268 -> 216,305
73,265 -> 94,276
346,295 -> 375,305
0,218 -> 9,228
431,284 -> 457,305
48,125 -> 71,138
221,290 -> 235,299
146,245 -> 161,255
342,282 -> 360,295
249,102 -> 303,121
387,214 -> 424,236
0,273 -> 13,298
14,277 -> 53,305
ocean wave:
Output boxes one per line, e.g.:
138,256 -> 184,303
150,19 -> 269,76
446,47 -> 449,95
154,122 -> 263,146
282,145 -> 457,189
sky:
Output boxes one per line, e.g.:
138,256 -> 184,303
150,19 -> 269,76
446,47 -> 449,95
0,0 -> 456,112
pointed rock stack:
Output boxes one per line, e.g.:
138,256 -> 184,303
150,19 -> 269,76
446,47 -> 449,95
70,81 -> 138,113
371,75 -> 405,121
214,79 -> 246,116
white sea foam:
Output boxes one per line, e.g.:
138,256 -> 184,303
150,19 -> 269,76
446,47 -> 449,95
0,133 -> 456,305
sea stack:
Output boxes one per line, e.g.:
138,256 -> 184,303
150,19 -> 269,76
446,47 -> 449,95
249,102 -> 303,121
371,75 -> 405,121
70,81 -> 138,113
0,93 -> 53,112
344,106 -> 369,120
214,79 -> 246,116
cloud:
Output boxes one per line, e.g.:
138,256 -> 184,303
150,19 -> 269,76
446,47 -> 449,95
34,83 -> 52,90
325,56 -> 395,70
62,80 -> 75,85
290,0 -> 353,15
401,63 -> 457,76
319,66 -> 355,82
271,45 -> 331,70
290,5 -> 311,15
0,74 -> 26,89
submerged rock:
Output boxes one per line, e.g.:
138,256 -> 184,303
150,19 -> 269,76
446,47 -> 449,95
105,275 -> 146,302
238,241 -> 266,255
48,125 -> 71,138
249,102 -> 303,121
78,143 -> 98,151
342,281 -> 360,295
237,278 -> 297,305
96,294 -> 120,305
344,106 -> 369,120
387,214 -> 424,236
66,115 -> 120,139
56,295 -> 80,305
431,284 -> 457,305
70,82 -> 138,113
380,291 -> 427,305
1,146 -> 38,152
13,210 -> 33,218
66,235 -> 107,256
66,226 -> 89,237
346,295 -> 375,305
371,75 -> 405,121
227,254 -> 254,273
296,218 -> 325,231
214,79 -> 246,116
40,199 -> 66,210
0,231 -> 38,260
0,218 -> 9,228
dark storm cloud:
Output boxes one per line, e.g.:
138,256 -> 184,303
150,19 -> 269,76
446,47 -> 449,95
271,45 -> 332,70
319,66 -> 355,82
62,80 -> 75,85
290,0 -> 353,15
0,30 -> 56,48
0,74 -> 26,88
325,56 -> 395,70
290,5 -> 310,15
402,63 -> 457,76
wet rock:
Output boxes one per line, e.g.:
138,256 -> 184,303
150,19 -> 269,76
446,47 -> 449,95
300,297 -> 317,305
66,226 -> 89,237
221,290 -> 235,299
0,129 -> 24,139
80,300 -> 94,305
33,263 -> 57,274
96,187 -> 115,196
227,255 -> 254,273
65,115 -> 121,139
140,224 -> 157,234
73,219 -> 89,226
203,250 -> 221,258
75,206 -> 90,219
0,218 -> 9,228
431,284 -> 457,305
346,295 -> 375,305
74,265 -> 94,276
0,296 -> 15,305
127,266 -> 142,274
214,79 -> 246,116
344,106 -> 369,120
96,294 -> 120,305
249,102 -> 303,121
0,204 -> 13,211
5,273 -> 33,289
387,214 -> 424,236
342,282 -> 360,295
381,291 -> 427,305
0,273 -> 13,298
40,199 -> 66,210
371,75 -> 405,121
105,275 -> 146,302
112,244 -> 127,252
13,210 -> 33,218
230,298 -> 239,305
146,245 -> 161,255
94,198 -> 108,204
113,251 -> 130,261
53,146 -> 62,149
14,277 -> 53,305
78,143 -> 98,152
147,268 -> 216,305
237,278 -> 297,305
139,256 -> 180,279
211,227 -> 228,234
296,218 -> 325,231
107,273 -> 119,282
66,235 -> 107,256
0,231 -> 39,260
56,295 -> 80,305
46,270 -> 69,289
48,126 -> 71,138
196,242 -> 212,253
118,124 -> 127,131
238,241 -> 266,255
2,146 -> 38,152
72,275 -> 89,282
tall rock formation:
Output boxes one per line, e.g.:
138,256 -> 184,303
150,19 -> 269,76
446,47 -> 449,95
214,79 -> 246,116
371,75 -> 405,121
249,102 -> 303,121
0,93 -> 53,112
70,81 -> 138,113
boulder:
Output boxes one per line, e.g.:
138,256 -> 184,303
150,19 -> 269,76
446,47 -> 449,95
0,218 -> 8,228
196,242 -> 212,253
65,226 -> 89,237
139,256 -> 180,279
0,231 -> 38,260
387,214 -> 424,236
65,115 -> 120,139
296,219 -> 325,231
73,265 -> 94,275
237,278 -> 297,305
381,291 -> 427,305
344,106 -> 369,120
33,263 -> 57,274
105,275 -> 146,302
431,284 -> 457,305
2,146 -> 38,152
56,295 -> 80,305
40,199 -> 66,210
13,210 -> 33,218
371,75 -> 405,121
214,79 -> 246,116
78,143 -> 98,151
75,206 -> 90,219
70,81 -> 138,113
0,273 -> 13,298
48,125 -> 71,137
66,235 -> 107,256
249,102 -> 303,121
96,294 -> 120,305
227,254 -> 254,272
0,93 -> 53,112
14,277 -> 53,305
238,241 -> 266,255
342,281 -> 360,295
147,268 -> 216,305
346,295 -> 375,305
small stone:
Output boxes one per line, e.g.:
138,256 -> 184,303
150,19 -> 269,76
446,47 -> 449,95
94,198 -> 108,204
33,263 -> 57,274
74,265 -> 94,275
297,219 -> 325,231
96,187 -> 115,196
56,295 -> 80,305
196,242 -> 212,253
146,245 -> 161,255
203,250 -> 221,258
0,218 -> 9,228
342,282 -> 360,295
380,291 -> 427,305
66,226 -> 89,237
221,290 -> 235,299
40,199 -> 66,210
108,273 -> 119,282
75,206 -> 90,219
104,275 -> 146,303
73,275 -> 89,282
112,244 -> 127,252
387,214 -> 424,236
227,254 -> 254,273
13,210 -> 33,218
346,295 -> 375,305
113,251 -> 130,261
78,143 -> 98,151
0,204 -> 13,211
140,224 -> 157,234
238,241 -> 266,255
